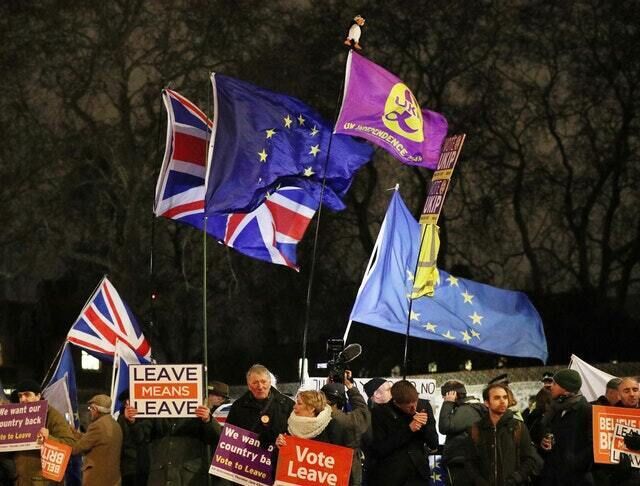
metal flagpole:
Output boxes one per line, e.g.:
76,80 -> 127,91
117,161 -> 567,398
203,216 -> 209,389
300,50 -> 351,384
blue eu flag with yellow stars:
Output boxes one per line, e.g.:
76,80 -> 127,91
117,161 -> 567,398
205,73 -> 374,215
350,190 -> 548,363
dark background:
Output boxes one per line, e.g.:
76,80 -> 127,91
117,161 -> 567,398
0,0 -> 638,386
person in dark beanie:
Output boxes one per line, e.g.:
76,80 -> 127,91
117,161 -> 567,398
363,378 -> 391,408
321,371 -> 370,486
13,379 -> 76,486
538,369 -> 594,485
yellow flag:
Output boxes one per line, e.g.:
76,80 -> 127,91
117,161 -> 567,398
411,223 -> 440,298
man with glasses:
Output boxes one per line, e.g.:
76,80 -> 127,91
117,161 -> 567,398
72,394 -> 123,486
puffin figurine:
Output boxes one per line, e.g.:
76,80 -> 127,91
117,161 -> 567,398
344,15 -> 365,50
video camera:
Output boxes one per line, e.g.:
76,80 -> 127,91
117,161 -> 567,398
326,338 -> 361,384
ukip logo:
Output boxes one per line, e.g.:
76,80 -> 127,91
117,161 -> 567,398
382,84 -> 424,142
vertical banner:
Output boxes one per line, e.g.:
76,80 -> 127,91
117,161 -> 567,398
592,405 -> 640,464
274,435 -> 353,486
0,401 -> 48,452
209,424 -> 274,486
129,364 -> 203,418
40,438 -> 72,481
420,134 -> 466,225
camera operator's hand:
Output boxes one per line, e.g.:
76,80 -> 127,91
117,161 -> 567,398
343,370 -> 354,389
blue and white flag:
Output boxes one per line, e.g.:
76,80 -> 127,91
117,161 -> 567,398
43,343 -> 81,486
350,190 -> 548,363
205,74 -> 374,214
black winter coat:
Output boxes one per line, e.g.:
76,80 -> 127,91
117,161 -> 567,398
134,417 -> 220,486
225,387 -> 294,447
539,395 -> 594,486
367,399 -> 439,486
438,398 -> 485,466
464,410 -> 542,486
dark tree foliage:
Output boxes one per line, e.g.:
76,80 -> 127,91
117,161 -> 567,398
0,0 -> 638,383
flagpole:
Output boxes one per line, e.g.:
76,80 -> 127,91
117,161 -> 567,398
149,86 -> 168,350
402,221 -> 430,380
203,216 -> 209,389
300,50 -> 350,384
41,340 -> 68,389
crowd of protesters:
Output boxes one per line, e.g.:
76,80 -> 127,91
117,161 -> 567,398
0,367 -> 639,486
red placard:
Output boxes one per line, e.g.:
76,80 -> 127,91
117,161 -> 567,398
40,438 -> 72,482
592,405 -> 640,464
274,435 -> 352,486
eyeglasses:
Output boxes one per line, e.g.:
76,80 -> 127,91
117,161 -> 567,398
87,405 -> 96,411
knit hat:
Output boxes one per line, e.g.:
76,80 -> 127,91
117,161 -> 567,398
15,379 -> 42,395
363,378 -> 386,399
321,383 -> 346,406
606,377 -> 623,390
553,369 -> 582,393
88,394 -> 112,414
208,381 -> 230,398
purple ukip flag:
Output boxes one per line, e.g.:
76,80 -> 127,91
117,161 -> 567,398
335,51 -> 448,169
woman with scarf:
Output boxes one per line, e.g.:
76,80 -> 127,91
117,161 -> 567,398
276,390 -> 348,447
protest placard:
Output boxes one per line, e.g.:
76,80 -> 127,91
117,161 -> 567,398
592,405 -> 640,464
610,423 -> 640,468
274,435 -> 352,486
40,438 -> 72,481
209,424 -> 274,486
0,400 -> 48,452
129,364 -> 203,418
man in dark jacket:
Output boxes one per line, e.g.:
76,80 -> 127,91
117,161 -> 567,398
438,380 -> 485,485
13,379 -> 77,486
124,401 -> 220,485
321,371 -> 371,486
539,369 -> 594,486
225,364 -> 293,447
464,383 -> 542,486
367,380 -> 438,486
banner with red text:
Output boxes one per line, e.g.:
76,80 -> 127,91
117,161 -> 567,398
274,435 -> 352,486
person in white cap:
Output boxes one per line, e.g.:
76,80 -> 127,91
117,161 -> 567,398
72,394 -> 123,486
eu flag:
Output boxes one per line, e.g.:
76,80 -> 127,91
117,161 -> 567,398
350,190 -> 548,363
205,74 -> 374,215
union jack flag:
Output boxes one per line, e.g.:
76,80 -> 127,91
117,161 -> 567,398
154,89 -> 317,270
67,277 -> 152,362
